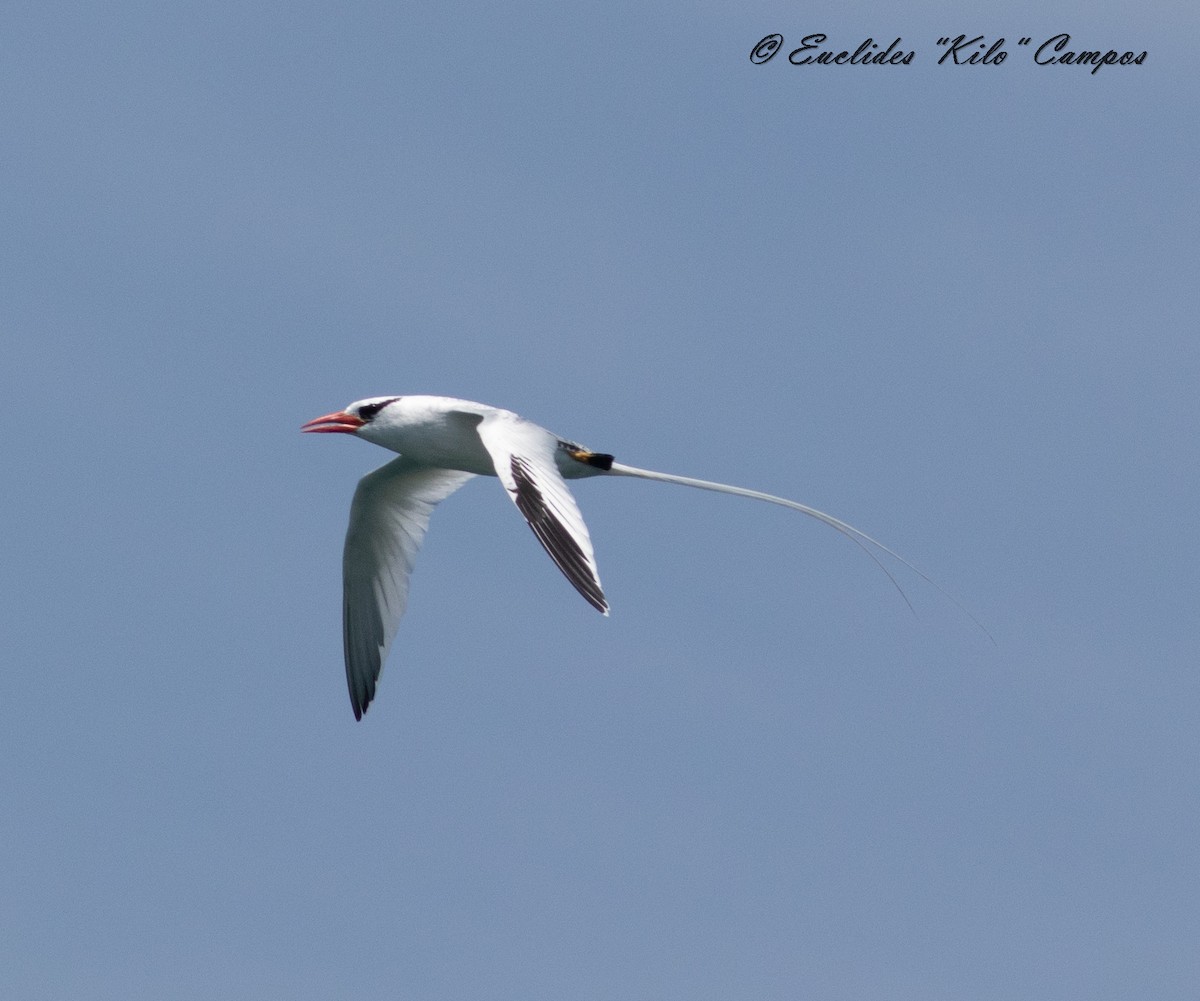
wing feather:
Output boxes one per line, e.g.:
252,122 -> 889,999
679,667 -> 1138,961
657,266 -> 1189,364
341,457 -> 475,719
475,415 -> 609,614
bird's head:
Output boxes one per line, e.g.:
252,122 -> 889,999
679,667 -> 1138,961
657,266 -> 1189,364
302,397 -> 401,441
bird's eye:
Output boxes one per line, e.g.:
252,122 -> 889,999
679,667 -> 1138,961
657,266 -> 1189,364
358,400 -> 393,421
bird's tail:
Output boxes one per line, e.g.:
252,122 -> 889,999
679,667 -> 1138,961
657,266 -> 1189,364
606,461 -> 993,643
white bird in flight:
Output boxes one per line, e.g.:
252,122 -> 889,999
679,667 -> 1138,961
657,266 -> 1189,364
304,395 -> 977,719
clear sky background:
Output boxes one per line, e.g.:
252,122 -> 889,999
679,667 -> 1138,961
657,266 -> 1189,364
2,2 -> 1196,999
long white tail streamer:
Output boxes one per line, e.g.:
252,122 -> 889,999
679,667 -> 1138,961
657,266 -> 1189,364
607,461 -> 994,644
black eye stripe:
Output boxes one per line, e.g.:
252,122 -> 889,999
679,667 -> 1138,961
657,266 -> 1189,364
358,399 -> 398,421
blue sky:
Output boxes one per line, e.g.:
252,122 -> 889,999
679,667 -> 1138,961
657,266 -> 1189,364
3,3 -> 1197,999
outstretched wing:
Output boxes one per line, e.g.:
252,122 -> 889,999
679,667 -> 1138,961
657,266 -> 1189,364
342,456 -> 475,719
475,413 -> 609,615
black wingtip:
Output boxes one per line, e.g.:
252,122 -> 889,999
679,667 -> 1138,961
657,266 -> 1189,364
350,682 -> 375,721
581,588 -> 609,615
510,455 -> 608,613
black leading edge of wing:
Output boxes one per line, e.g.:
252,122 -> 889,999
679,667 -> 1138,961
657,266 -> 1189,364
510,455 -> 608,614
